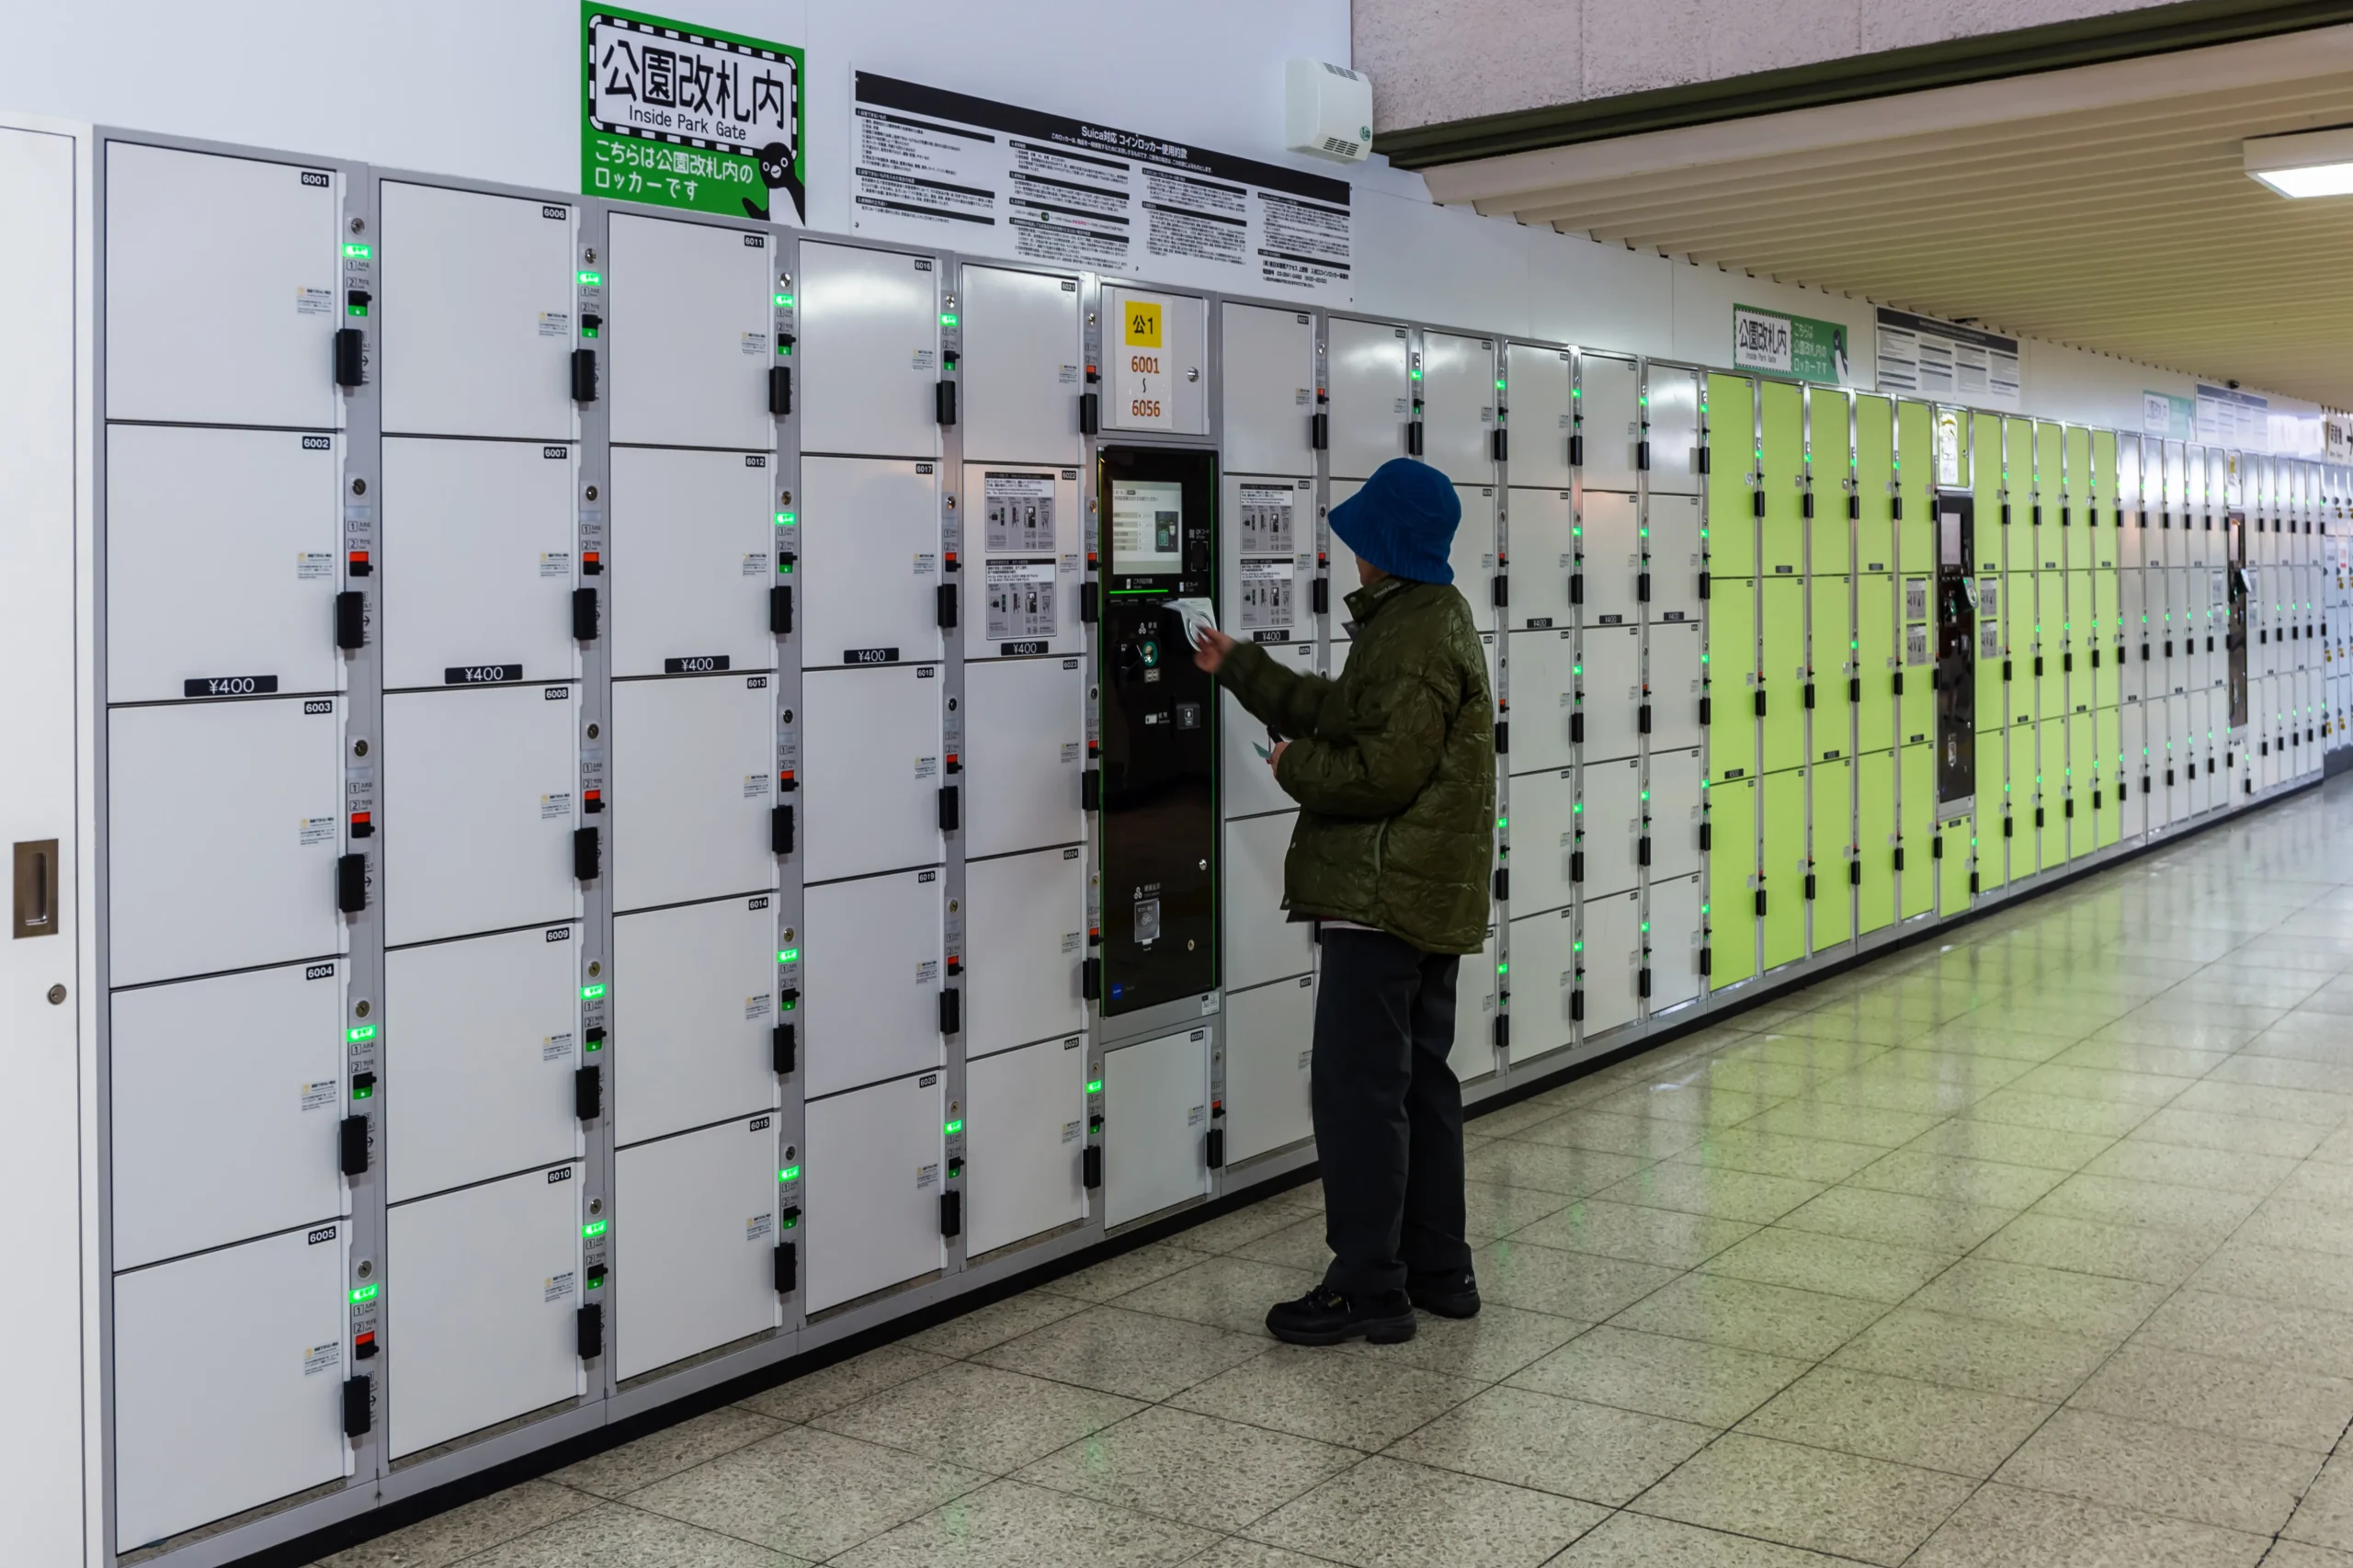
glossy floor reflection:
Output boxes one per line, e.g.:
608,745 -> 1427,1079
315,780 -> 2353,1568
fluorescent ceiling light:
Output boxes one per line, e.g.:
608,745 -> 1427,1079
2245,128 -> 2353,197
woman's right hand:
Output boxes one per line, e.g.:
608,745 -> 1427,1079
1193,626 -> 1236,674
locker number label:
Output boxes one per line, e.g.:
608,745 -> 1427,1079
1124,301 -> 1162,347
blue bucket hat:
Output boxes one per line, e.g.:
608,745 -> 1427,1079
1329,458 -> 1461,585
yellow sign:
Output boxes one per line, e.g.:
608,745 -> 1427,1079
1123,299 -> 1163,348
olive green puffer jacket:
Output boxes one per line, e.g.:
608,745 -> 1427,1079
1220,577 -> 1495,955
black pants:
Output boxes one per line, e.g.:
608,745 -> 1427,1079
1313,927 -> 1473,1301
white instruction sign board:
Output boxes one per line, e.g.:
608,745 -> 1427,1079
1876,307 -> 2019,412
850,71 -> 1352,301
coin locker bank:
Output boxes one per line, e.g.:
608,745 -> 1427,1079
3,119 -> 2341,1567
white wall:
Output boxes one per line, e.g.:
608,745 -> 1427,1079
0,0 -> 2323,450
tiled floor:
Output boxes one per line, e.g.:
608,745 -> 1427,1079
315,781 -> 2353,1568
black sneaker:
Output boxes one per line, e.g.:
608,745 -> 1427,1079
1407,1274 -> 1481,1319
1265,1286 -> 1417,1346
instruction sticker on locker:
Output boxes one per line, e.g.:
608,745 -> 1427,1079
742,551 -> 770,577
1905,626 -> 1931,665
741,330 -> 769,357
543,1272 -> 576,1304
541,1032 -> 575,1062
985,560 -> 1058,642
744,773 -> 773,799
540,792 -> 574,820
295,286 -> 334,317
916,1162 -> 940,1190
300,1080 -> 339,1112
298,816 -> 336,848
302,1342 -> 342,1378
915,958 -> 940,985
538,311 -> 571,338
745,994 -> 772,1020
1236,483 -> 1297,553
983,473 -> 1057,552
540,551 -> 573,579
745,1211 -> 774,1242
1061,930 -> 1083,953
1238,559 -> 1295,637
296,551 -> 335,581
1063,1119 -> 1084,1144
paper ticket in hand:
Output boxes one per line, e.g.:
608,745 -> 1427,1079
1172,597 -> 1219,648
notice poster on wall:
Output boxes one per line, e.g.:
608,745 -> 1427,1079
1874,308 -> 2019,411
1733,304 -> 1850,383
582,5 -> 807,222
849,71 -> 1352,301
2196,383 -> 2269,448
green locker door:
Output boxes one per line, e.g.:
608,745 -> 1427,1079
1759,577 -> 1806,774
1857,574 -> 1897,753
2066,710 -> 2093,859
1972,414 -> 2005,573
2036,573 -> 2066,719
1900,744 -> 1935,917
1760,381 -> 1805,579
2034,422 -> 2065,570
2064,426 -> 2091,563
2065,568 -> 2092,714
1708,776 -> 1757,990
1938,814 -> 1974,918
1811,756 -> 1853,950
1707,374 -> 1757,580
2093,568 -> 2120,707
1897,402 -> 1933,576
1709,578 -> 1757,783
2002,418 -> 2035,572
1976,728 -> 2008,889
1857,750 -> 1897,935
1900,575 -> 1935,747
2095,707 -> 2122,847
2037,716 -> 2066,870
1760,767 -> 1807,970
1811,388 -> 1852,576
2006,572 -> 2036,726
2091,430 -> 2119,568
1856,396 -> 1895,574
1812,575 -> 1854,760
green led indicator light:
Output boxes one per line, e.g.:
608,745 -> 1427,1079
347,1025 -> 377,1043
944,1119 -> 964,1135
1496,961 -> 1508,975
776,511 -> 796,525
576,269 -> 600,285
1573,941 -> 1584,954
582,983 -> 606,1000
350,1284 -> 380,1304
344,242 -> 372,259
352,1083 -> 373,1099
1086,1079 -> 1104,1095
778,949 -> 800,963
1495,378 -> 1506,391
347,303 -> 368,317
776,292 -> 794,306
779,1165 -> 801,1182
940,312 -> 958,325
583,1221 -> 608,1238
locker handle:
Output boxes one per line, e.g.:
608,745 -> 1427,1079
1699,821 -> 1711,851
1569,711 -> 1584,744
1081,392 -> 1101,436
2034,654 -> 2044,676
935,380 -> 958,426
1494,1015 -> 1511,1049
1804,872 -> 1816,900
1699,695 -> 1711,725
1079,581 -> 1099,623
772,1022 -> 796,1075
1803,682 -> 1815,710
774,1240 -> 799,1294
1570,433 -> 1584,467
1638,966 -> 1653,999
2035,805 -> 2045,827
339,1114 -> 369,1177
336,853 -> 367,915
1891,495 -> 1904,520
1893,845 -> 1905,870
1699,571 -> 1711,601
1082,956 -> 1102,1000
1754,689 -> 1767,717
768,365 -> 793,417
1569,572 -> 1584,606
2004,815 -> 2014,836
1847,858 -> 1861,886
1493,867 -> 1509,901
2063,651 -> 2074,672
576,1303 -> 604,1360
1697,445 -> 1711,474
1637,571 -> 1651,602
937,583 -> 959,629
1637,835 -> 1651,868
1847,494 -> 1860,521
2001,659 -> 2011,682
1492,575 -> 1508,608
336,590 -> 366,652
938,785 -> 961,833
1570,850 -> 1584,884
1083,1144 -> 1102,1189
1639,702 -> 1653,733
939,988 -> 961,1036
572,587 -> 598,642
771,803 -> 795,855
334,327 -> 365,390
342,1375 -> 372,1439
570,347 -> 598,404
574,1064 -> 602,1120
1493,428 -> 1509,462
1570,989 -> 1585,1022
770,585 -> 794,636
1802,491 -> 1815,520
1699,945 -> 1713,976
1205,1127 -> 1226,1168
1848,676 -> 1860,703
1312,577 -> 1330,616
1754,888 -> 1768,916
1933,835 -> 1945,858
1495,719 -> 1510,756
1080,768 -> 1101,812
940,1190 -> 963,1237
1634,437 -> 1653,472
574,826 -> 601,881
1753,489 -> 1766,518
1308,409 -> 1325,450
1406,419 -> 1424,457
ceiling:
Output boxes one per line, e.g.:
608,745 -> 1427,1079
1420,26 -> 2353,407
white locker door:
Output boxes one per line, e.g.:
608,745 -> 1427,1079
801,457 -> 945,666
386,1165 -> 583,1460
801,664 -> 944,883
382,683 -> 579,948
1583,623 -> 1644,764
107,426 -> 344,704
112,961 -> 347,1271
1451,923 -> 1500,1081
612,1117 -> 781,1381
1583,887 -> 1644,1039
966,1036 -> 1087,1257
1328,318 -> 1411,480
1509,628 -> 1579,773
1647,366 -> 1706,495
2187,690 -> 2211,812
1421,332 -> 1495,484
1102,1028 -> 1211,1227
106,142 -> 341,429
1582,755 -> 1644,897
1225,975 -> 1316,1165
386,924 -> 582,1202
2121,703 -> 2147,837
805,1074 -> 945,1311
1224,812 -> 1313,994
1650,749 -> 1705,881
965,656 -> 1085,857
609,446 -> 777,678
1455,486 -> 1500,632
1508,487 -> 1575,630
1508,906 -> 1576,1062
108,697 -> 347,989
608,212 -> 775,450
1221,303 -> 1316,478
971,466 -> 1085,661
113,1228 -> 348,1551
381,437 -> 578,691
1583,489 -> 1641,618
803,868 -> 943,1097
1328,480 -> 1365,623
609,673 -> 776,913
961,264 -> 1082,465
799,240 -> 941,459
1223,642 -> 1318,819
1648,873 -> 1706,1012
1509,769 -> 1578,916
2163,694 -> 2188,825
1650,620 -> 1704,753
379,181 -> 575,440
1650,491 -> 1706,625
966,847 -> 1086,1059
1578,354 -> 1642,492
613,894 -> 779,1148
1505,344 -> 1574,492
2121,572 -> 2146,702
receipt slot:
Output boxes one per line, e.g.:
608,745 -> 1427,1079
1935,494 -> 1977,815
1097,445 -> 1219,1014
